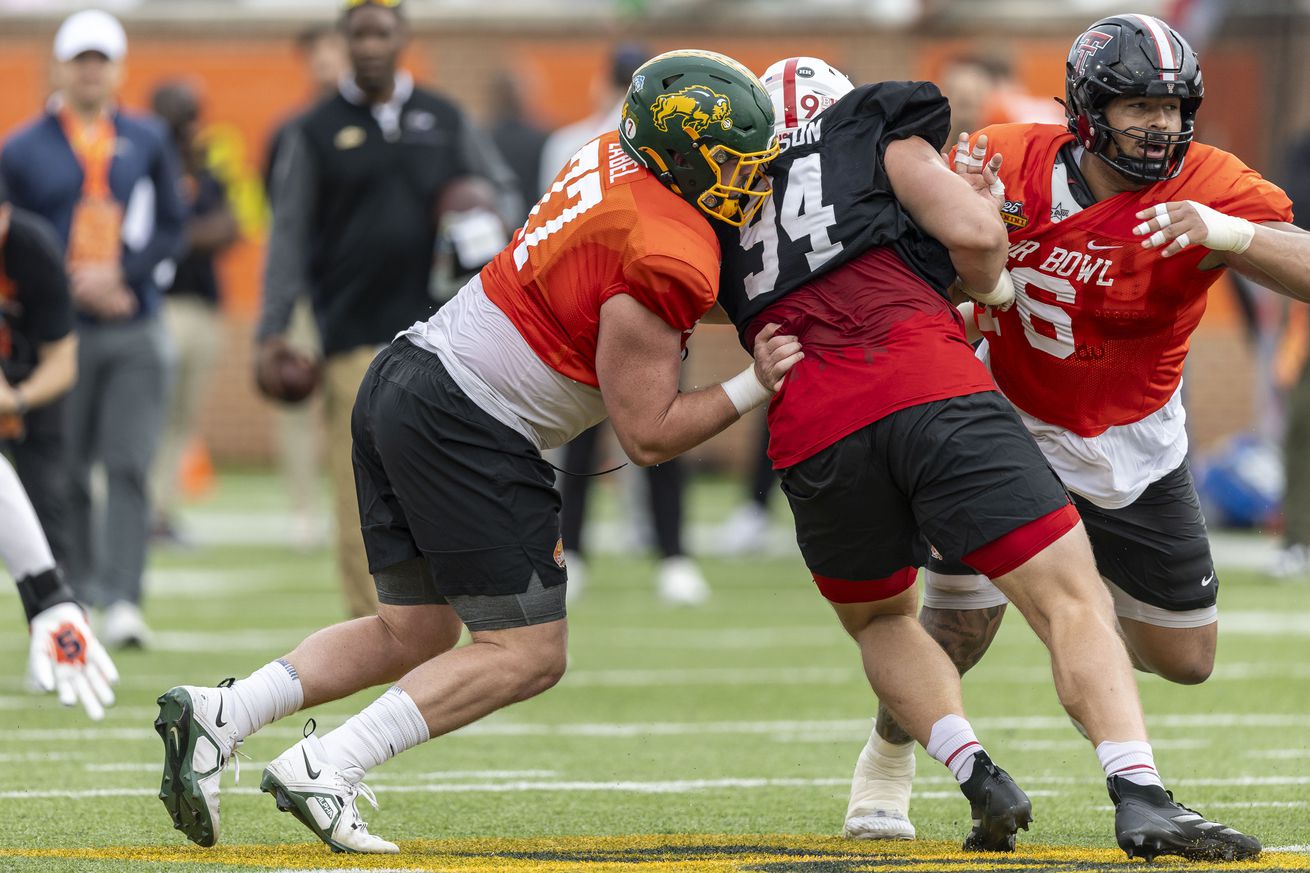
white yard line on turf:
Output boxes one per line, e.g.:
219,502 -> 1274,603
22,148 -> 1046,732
0,781 -> 1069,801
4,713 -> 1310,743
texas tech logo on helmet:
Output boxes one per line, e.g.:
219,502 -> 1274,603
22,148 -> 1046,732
1072,31 -> 1114,76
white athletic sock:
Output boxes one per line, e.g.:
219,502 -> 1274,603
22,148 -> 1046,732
925,714 -> 984,784
1097,739 -> 1164,788
319,686 -> 430,784
847,729 -> 916,819
223,659 -> 303,741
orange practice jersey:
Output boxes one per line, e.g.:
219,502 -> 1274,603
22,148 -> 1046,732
480,131 -> 720,388
964,124 -> 1293,437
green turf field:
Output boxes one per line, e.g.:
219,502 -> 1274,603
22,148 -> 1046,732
1,471 -> 1308,872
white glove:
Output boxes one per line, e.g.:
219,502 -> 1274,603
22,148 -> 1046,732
26,602 -> 119,721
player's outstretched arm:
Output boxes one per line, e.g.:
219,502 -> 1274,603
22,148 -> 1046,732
884,135 -> 1009,300
1134,203 -> 1310,301
2,456 -> 119,721
596,294 -> 801,467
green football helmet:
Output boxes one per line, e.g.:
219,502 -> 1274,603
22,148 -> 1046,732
618,49 -> 779,227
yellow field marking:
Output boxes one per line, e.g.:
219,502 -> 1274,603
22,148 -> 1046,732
3,835 -> 1309,872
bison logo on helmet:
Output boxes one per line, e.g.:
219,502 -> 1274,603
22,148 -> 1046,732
650,85 -> 733,135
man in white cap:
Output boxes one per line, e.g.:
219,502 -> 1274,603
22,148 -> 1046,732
0,9 -> 186,648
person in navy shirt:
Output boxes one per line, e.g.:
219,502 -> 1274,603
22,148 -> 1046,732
0,9 -> 185,648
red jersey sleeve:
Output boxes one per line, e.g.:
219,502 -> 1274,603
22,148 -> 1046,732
1166,144 -> 1293,225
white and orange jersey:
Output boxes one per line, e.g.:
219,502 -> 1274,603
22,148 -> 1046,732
964,123 -> 1292,439
404,131 -> 720,450
482,130 -> 719,387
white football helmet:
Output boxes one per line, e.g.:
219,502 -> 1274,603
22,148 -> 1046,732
760,56 -> 855,134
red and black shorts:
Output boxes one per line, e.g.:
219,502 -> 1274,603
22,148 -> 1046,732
778,389 -> 1079,603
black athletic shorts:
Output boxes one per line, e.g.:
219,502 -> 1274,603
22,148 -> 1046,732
779,390 -> 1075,601
930,461 -> 1217,613
351,339 -> 568,599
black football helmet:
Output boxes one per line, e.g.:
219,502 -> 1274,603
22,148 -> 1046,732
1064,13 -> 1203,183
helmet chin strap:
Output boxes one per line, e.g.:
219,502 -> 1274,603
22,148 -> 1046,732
1088,117 -> 1192,183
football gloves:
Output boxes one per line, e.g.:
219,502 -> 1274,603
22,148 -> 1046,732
27,602 -> 119,721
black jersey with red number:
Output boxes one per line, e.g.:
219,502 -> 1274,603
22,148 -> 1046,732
717,81 -> 957,340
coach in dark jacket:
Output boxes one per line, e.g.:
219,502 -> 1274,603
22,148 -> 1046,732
257,0 -> 518,618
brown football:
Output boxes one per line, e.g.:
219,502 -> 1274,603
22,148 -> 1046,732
256,343 -> 322,404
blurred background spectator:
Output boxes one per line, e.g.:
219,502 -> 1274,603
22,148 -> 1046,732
148,79 -> 238,546
1268,127 -> 1310,578
255,0 -> 519,619
263,24 -> 348,551
1,9 -> 185,648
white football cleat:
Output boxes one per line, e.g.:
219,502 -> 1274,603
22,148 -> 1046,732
103,600 -> 153,649
260,733 -> 398,854
715,503 -> 772,555
155,682 -> 241,847
845,732 -> 916,841
845,809 -> 916,841
656,556 -> 710,606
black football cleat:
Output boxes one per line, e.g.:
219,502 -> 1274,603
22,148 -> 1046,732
958,751 -> 1033,852
1109,775 -> 1262,862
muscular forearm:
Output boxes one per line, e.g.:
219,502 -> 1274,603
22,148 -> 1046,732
1225,224 -> 1310,302
949,244 -> 1008,300
621,387 -> 741,467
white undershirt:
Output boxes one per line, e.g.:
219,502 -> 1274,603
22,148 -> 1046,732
401,274 -> 608,451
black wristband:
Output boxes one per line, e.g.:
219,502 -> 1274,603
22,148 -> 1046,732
16,568 -> 77,624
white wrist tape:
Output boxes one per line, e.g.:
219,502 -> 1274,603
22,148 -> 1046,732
722,366 -> 772,416
1186,199 -> 1255,254
964,268 -> 1015,310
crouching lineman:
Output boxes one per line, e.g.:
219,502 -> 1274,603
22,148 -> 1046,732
718,55 -> 1262,861
154,50 -> 798,853
847,14 -> 1309,862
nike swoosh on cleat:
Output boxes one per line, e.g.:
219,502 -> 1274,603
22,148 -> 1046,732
215,694 -> 228,728
169,725 -> 183,758
303,748 -> 321,780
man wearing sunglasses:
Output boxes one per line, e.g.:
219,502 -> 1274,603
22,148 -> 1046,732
256,0 -> 520,621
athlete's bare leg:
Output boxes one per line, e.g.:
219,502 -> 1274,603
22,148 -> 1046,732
989,523 -> 1147,744
287,601 -> 464,709
874,604 -> 1008,744
1118,619 -> 1216,686
829,585 -> 968,744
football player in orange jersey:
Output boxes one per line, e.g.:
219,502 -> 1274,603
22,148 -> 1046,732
152,50 -> 800,854
849,14 -> 1310,860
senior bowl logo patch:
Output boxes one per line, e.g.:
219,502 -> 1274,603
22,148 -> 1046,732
1001,199 -> 1029,230
554,538 -> 566,568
